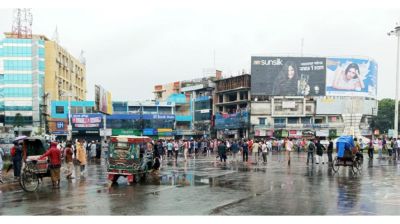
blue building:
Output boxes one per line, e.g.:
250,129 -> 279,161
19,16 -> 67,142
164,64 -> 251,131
49,100 -> 176,140
0,33 -> 46,135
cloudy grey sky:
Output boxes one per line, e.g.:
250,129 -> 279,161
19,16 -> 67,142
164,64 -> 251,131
1,1 -> 400,101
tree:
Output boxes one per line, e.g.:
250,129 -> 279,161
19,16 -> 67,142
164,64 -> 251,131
13,113 -> 24,128
370,98 -> 400,134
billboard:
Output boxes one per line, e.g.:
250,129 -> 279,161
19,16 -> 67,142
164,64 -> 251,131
251,57 -> 326,96
95,85 -> 113,114
326,58 -> 377,97
71,114 -> 103,128
316,97 -> 377,115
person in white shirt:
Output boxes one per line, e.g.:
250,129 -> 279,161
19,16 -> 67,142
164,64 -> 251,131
261,141 -> 268,163
285,138 -> 293,165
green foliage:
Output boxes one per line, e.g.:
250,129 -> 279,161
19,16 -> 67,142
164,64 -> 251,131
371,98 -> 399,133
13,113 -> 24,128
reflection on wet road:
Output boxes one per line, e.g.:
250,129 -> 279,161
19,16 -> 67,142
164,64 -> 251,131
1,153 -> 400,215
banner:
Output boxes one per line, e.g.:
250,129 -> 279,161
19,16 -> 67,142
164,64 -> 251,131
71,114 -> 102,128
95,85 -> 113,115
251,57 -> 326,96
325,58 -> 377,97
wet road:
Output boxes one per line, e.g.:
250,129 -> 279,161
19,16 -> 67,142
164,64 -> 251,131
1,152 -> 400,215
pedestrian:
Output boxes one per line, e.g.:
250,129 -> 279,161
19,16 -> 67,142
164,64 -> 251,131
251,140 -> 260,163
388,138 -> 394,159
377,138 -> 383,159
368,140 -> 374,159
0,146 -> 4,183
242,140 -> 249,162
218,141 -> 227,163
173,141 -> 179,161
397,138 -> 400,160
231,141 -> 239,162
315,140 -> 325,165
95,140 -> 101,160
327,138 -> 334,163
393,138 -> 398,159
261,141 -> 268,163
102,140 -> 109,160
90,140 -> 96,162
64,142 -> 74,179
307,139 -> 316,165
167,140 -> 173,158
183,140 -> 189,161
12,142 -> 23,181
285,138 -> 293,165
37,142 -> 61,189
76,140 -> 87,176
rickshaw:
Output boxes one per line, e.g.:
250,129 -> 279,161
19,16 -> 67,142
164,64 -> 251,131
331,136 -> 362,174
19,137 -> 50,192
107,135 -> 158,185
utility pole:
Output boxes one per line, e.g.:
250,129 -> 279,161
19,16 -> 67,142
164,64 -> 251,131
388,24 -> 400,138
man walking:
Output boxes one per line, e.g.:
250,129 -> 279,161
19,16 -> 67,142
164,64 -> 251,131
327,138 -> 334,163
315,140 -> 325,165
251,140 -> 260,163
242,140 -> 249,162
218,140 -> 227,163
64,142 -> 74,179
307,139 -> 316,165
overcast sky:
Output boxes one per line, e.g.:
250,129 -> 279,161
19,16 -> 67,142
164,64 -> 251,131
1,0 -> 400,101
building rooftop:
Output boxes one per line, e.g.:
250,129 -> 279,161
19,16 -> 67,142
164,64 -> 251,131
4,32 -> 50,41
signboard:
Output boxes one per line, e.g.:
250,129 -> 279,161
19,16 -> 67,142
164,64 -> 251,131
71,114 -> 102,128
316,130 -> 329,137
95,85 -> 113,115
143,128 -> 158,136
56,121 -> 64,129
282,101 -> 296,109
99,128 -> 112,137
316,97 -> 377,115
326,58 -> 377,98
112,129 -> 141,136
251,57 -> 326,96
388,129 -> 394,138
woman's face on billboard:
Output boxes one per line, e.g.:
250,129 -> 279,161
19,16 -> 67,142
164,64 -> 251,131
345,68 -> 357,80
288,65 -> 295,79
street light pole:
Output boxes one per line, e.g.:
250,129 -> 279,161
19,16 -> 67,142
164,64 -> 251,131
388,24 -> 400,138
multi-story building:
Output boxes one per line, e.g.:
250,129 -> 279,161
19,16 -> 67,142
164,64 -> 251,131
0,33 -> 46,135
45,40 -> 86,101
180,77 -> 216,138
213,74 -> 251,139
0,32 -> 86,136
109,100 -> 175,139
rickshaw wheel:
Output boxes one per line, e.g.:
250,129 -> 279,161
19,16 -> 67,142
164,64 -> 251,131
331,157 -> 339,173
20,171 -> 39,192
351,159 -> 361,174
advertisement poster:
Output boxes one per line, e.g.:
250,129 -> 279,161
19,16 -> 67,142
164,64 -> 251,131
72,114 -> 102,128
251,57 -> 326,96
326,58 -> 377,97
95,85 -> 113,114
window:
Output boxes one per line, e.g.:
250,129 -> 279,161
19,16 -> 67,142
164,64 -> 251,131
259,118 -> 266,125
287,117 -> 299,124
328,116 -> 340,123
314,117 -> 326,124
275,105 -> 283,111
274,117 -> 286,124
306,105 -> 312,112
56,106 -> 64,114
301,117 -> 312,124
